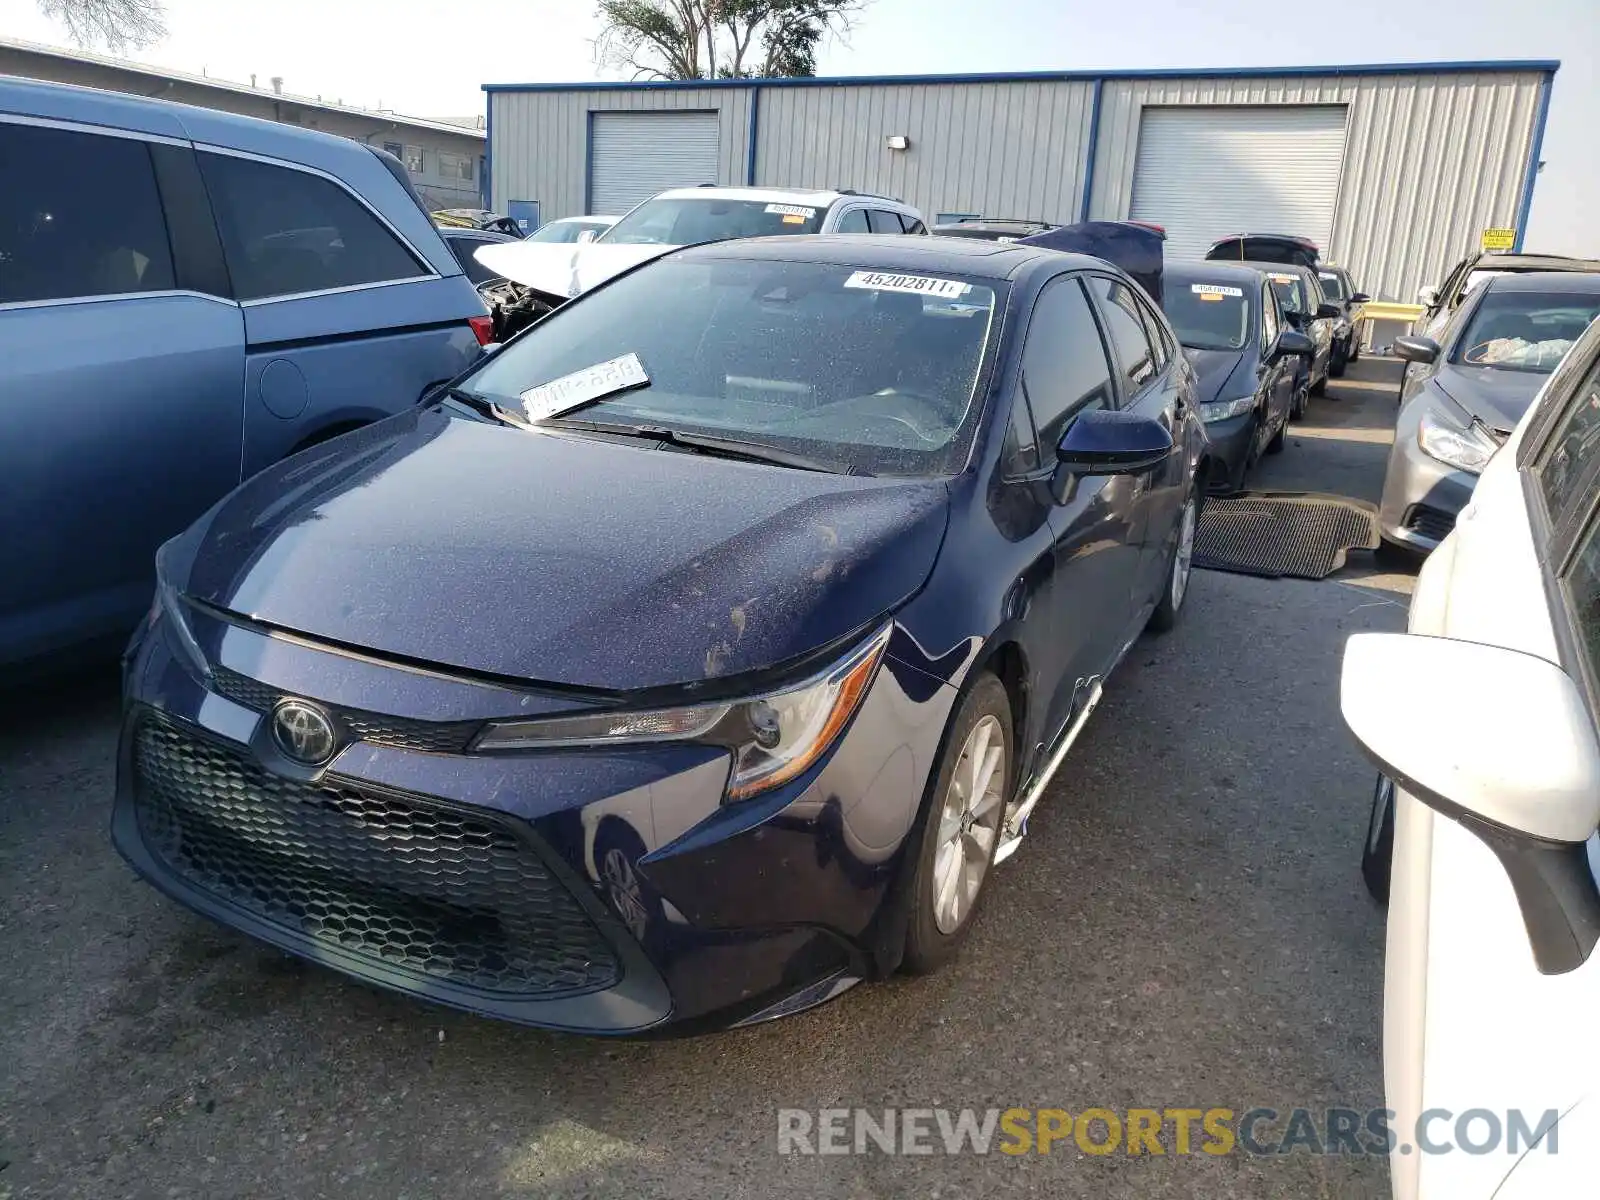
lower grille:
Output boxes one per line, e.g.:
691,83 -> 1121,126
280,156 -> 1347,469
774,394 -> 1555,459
132,716 -> 620,997
211,666 -> 480,754
1403,504 -> 1456,544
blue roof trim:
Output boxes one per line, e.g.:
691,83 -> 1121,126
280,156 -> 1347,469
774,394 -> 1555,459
483,59 -> 1560,94
1512,71 -> 1555,253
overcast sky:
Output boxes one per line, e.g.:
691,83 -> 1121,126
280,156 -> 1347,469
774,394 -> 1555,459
2,0 -> 1593,255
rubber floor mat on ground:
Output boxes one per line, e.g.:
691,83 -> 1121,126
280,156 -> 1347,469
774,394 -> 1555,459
1194,491 -> 1380,580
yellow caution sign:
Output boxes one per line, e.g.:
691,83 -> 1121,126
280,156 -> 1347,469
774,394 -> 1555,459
1481,227 -> 1516,251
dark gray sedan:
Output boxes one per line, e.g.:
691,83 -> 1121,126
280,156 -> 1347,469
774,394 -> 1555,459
1380,271 -> 1600,551
1161,263 -> 1312,493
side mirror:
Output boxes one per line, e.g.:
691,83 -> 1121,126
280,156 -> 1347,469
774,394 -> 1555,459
1342,633 -> 1600,974
1392,335 -> 1441,365
1051,409 -> 1172,500
1316,302 -> 1341,320
1276,329 -> 1314,359
1350,292 -> 1371,304
1418,284 -> 1439,308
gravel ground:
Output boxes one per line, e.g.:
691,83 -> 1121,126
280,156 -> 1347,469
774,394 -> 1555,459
0,358 -> 1410,1199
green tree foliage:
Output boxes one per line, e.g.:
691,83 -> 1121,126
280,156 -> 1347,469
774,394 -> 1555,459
595,0 -> 865,81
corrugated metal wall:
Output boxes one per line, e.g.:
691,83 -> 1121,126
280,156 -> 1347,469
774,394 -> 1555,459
753,80 -> 1096,224
1090,70 -> 1546,299
489,86 -> 750,218
488,67 -> 1547,301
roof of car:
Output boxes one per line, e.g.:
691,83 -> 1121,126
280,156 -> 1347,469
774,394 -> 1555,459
1474,253 -> 1600,273
1478,269 -> 1600,293
651,185 -> 914,210
438,227 -> 516,243
1166,262 -> 1266,285
678,233 -> 1094,279
1238,260 -> 1316,280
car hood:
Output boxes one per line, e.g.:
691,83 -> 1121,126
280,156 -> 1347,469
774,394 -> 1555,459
473,240 -> 672,302
1182,347 -> 1247,402
1434,364 -> 1548,435
170,409 -> 950,692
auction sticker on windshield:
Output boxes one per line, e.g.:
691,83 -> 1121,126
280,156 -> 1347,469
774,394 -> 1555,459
520,353 -> 650,421
1192,284 -> 1243,298
765,204 -> 817,218
845,271 -> 972,300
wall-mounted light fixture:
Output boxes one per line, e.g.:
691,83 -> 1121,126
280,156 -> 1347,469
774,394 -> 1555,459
886,135 -> 910,151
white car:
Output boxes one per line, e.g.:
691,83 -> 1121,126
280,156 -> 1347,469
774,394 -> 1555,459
1342,312 -> 1600,1199
474,186 -> 927,302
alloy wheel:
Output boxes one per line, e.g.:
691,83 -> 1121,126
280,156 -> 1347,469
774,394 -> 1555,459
1170,495 -> 1197,612
930,714 -> 1006,934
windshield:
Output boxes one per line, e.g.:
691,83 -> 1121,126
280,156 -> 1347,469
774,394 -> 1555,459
527,220 -> 607,244
466,258 -> 1000,477
1163,281 -> 1251,351
1317,271 -> 1349,301
599,198 -> 827,246
1267,273 -> 1308,316
1454,290 -> 1600,374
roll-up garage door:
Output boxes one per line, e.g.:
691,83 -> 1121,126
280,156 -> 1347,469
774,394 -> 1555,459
589,111 -> 720,215
1128,105 -> 1348,263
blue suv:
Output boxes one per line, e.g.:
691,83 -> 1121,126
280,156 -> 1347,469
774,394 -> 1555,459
0,76 -> 491,675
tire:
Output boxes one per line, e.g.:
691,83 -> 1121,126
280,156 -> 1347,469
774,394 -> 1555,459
1376,537 -> 1426,570
1329,345 -> 1347,378
1362,774 -> 1396,906
1291,378 -> 1308,420
1349,339 -> 1361,363
902,674 -> 1014,975
1310,370 -> 1328,397
1147,481 -> 1199,633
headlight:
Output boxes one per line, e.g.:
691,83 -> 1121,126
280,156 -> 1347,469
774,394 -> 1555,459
1199,395 -> 1255,423
1417,407 -> 1497,474
475,624 -> 893,802
153,544 -> 211,681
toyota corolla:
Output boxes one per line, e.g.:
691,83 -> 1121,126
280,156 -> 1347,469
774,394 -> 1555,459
116,236 -> 1208,1034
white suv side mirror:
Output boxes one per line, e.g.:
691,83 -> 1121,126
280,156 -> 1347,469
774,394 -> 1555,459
1417,284 -> 1439,308
1342,632 -> 1600,973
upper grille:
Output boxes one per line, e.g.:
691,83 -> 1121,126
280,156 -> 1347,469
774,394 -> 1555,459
132,716 -> 620,997
211,666 -> 480,754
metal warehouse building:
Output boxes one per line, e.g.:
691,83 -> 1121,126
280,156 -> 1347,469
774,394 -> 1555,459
484,60 -> 1555,301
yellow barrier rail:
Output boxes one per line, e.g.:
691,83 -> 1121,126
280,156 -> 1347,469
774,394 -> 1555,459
1356,300 -> 1426,323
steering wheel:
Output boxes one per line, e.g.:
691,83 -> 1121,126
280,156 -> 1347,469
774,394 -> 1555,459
861,388 -> 953,440
1463,340 -> 1510,365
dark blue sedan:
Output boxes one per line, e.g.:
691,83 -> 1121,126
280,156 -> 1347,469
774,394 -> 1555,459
116,236 -> 1211,1034
1161,262 -> 1313,494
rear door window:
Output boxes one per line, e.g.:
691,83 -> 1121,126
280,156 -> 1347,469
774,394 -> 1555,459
868,210 -> 906,234
198,152 -> 427,301
1087,275 -> 1159,395
0,121 -> 175,304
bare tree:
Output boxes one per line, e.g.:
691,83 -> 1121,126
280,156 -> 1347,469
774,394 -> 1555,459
37,0 -> 167,50
595,0 -> 863,81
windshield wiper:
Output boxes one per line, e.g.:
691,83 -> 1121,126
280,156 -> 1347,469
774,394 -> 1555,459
441,387 -> 524,425
550,418 -> 851,474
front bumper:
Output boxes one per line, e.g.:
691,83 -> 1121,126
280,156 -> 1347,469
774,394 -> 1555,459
115,605 -> 953,1034
1377,411 -> 1479,551
1201,412 -> 1257,493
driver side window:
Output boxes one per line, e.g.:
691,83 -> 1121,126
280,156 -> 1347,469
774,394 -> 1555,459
1020,275 -> 1116,452
1261,284 -> 1280,347
834,208 -> 870,234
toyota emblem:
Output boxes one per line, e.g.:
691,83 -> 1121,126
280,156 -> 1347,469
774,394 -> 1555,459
270,699 -> 338,765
